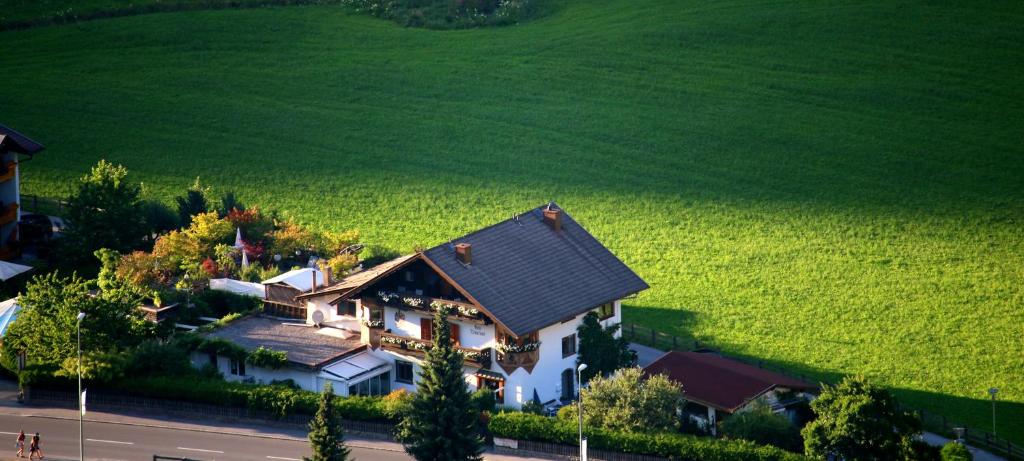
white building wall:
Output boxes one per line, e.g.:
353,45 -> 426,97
191,351 -> 355,396
497,300 -> 622,407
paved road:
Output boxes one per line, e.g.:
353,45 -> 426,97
0,413 -> 409,461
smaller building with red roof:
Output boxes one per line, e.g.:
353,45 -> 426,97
643,350 -> 818,434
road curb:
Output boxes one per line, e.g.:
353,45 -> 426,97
0,409 -> 405,453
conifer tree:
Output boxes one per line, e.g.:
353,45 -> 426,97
305,382 -> 350,461
399,306 -> 483,461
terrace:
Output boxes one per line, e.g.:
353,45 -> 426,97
378,331 -> 491,367
362,292 -> 487,325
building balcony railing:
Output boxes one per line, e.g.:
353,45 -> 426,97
363,292 -> 487,324
0,203 -> 17,226
378,332 -> 491,367
495,347 -> 540,374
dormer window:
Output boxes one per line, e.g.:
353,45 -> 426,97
405,270 -> 414,282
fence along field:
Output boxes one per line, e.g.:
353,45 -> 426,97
1,0 -> 1022,444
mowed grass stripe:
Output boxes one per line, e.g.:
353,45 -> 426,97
2,0 -> 1023,442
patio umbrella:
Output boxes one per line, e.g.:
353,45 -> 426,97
234,227 -> 244,249
0,261 -> 32,281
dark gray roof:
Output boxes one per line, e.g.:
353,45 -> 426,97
0,125 -> 44,155
423,203 -> 648,336
205,316 -> 363,368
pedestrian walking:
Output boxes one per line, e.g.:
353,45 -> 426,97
28,432 -> 42,460
15,430 -> 25,458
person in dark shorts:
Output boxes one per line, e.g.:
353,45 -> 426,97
28,432 -> 42,460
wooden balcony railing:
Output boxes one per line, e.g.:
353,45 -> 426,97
378,332 -> 491,367
0,203 -> 17,226
495,348 -> 540,374
363,293 -> 487,324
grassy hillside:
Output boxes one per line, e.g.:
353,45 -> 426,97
2,0 -> 1022,441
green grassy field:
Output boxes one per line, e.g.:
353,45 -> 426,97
1,0 -> 1022,442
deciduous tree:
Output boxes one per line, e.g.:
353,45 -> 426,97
802,375 -> 921,460
62,160 -> 147,265
570,367 -> 684,433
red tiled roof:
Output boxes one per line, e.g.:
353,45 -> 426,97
643,351 -> 817,413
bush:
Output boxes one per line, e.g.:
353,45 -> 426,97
719,402 -> 803,453
489,412 -> 808,461
470,388 -> 496,414
109,375 -> 395,421
246,346 -> 287,369
520,399 -> 545,415
381,389 -> 414,419
940,442 -> 972,461
194,288 -> 262,318
908,439 -> 942,461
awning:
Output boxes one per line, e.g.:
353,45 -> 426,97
0,298 -> 20,337
475,369 -> 505,381
0,261 -> 32,282
321,351 -> 390,383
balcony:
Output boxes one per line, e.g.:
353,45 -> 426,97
495,347 -> 540,374
378,331 -> 491,367
0,203 -> 17,226
363,292 -> 487,324
0,162 -> 15,183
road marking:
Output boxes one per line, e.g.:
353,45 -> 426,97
267,457 -> 301,461
0,431 -> 20,435
178,447 -> 225,454
87,438 -> 134,445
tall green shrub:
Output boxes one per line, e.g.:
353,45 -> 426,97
576,367 -> 684,432
399,306 -> 483,461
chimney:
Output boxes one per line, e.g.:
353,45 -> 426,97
455,243 -> 472,265
311,270 -> 317,293
543,205 -> 562,232
325,266 -> 334,285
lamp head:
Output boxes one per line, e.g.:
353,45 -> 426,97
76,312 -> 86,323
577,363 -> 588,372
988,387 -> 999,397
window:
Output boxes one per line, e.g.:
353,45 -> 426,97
230,358 -> 245,376
337,301 -> 356,317
561,334 -> 577,358
404,270 -> 415,282
370,307 -> 384,322
349,372 -> 391,396
451,323 -> 461,346
396,361 -> 415,384
597,302 -> 615,320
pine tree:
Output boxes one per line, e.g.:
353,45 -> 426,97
576,312 -> 635,383
305,382 -> 350,461
399,306 -> 483,461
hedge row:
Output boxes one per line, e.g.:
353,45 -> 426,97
111,376 -> 392,421
489,412 -> 808,461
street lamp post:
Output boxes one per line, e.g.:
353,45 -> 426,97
77,312 -> 86,461
184,273 -> 191,308
577,363 -> 588,461
988,387 -> 999,437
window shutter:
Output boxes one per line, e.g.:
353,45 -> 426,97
450,323 -> 461,346
420,318 -> 432,341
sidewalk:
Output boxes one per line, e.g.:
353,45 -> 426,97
0,401 -> 549,461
